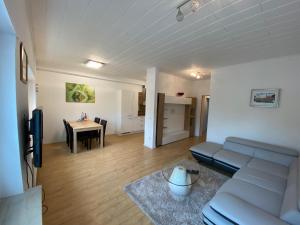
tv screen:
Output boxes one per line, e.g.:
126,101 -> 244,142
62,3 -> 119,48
30,108 -> 43,167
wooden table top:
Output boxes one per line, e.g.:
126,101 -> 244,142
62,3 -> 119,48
68,120 -> 101,131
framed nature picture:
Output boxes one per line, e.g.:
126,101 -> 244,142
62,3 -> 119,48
20,43 -> 28,84
250,89 -> 280,108
66,82 -> 95,103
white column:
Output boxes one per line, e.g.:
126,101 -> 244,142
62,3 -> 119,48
144,67 -> 159,149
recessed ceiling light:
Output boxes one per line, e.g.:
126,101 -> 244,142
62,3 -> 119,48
196,75 -> 201,79
191,73 -> 196,77
85,60 -> 104,69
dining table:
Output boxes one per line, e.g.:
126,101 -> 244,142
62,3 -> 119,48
68,120 -> 103,153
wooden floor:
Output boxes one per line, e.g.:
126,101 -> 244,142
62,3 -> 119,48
38,134 -> 201,225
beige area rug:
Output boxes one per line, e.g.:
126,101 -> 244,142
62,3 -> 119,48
124,160 -> 229,225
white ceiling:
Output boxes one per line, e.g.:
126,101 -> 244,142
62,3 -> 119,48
29,0 -> 300,81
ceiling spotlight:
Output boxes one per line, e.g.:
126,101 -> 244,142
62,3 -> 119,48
196,75 -> 201,79
85,60 -> 104,69
176,8 -> 184,22
176,0 -> 203,22
191,72 -> 196,77
191,0 -> 200,12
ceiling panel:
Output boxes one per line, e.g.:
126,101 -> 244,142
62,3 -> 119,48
29,0 -> 300,80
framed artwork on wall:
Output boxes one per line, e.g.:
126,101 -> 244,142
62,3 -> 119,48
20,42 -> 28,84
250,88 -> 280,108
65,82 -> 95,103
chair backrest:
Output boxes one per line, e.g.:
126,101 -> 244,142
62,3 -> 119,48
63,119 -> 69,138
63,119 -> 67,129
94,117 -> 101,124
66,122 -> 73,135
100,120 -> 107,136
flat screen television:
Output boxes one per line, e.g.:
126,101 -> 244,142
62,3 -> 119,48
29,108 -> 43,167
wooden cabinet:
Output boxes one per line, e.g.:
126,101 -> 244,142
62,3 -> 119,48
156,93 -> 165,146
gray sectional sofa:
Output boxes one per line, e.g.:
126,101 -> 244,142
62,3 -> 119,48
190,137 -> 300,225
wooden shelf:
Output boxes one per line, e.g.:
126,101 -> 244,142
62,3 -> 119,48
184,97 -> 197,137
138,92 -> 146,116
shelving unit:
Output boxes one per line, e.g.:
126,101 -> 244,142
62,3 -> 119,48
138,91 -> 146,116
156,93 -> 196,146
185,97 -> 197,137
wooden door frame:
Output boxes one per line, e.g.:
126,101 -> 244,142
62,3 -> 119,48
199,95 -> 210,142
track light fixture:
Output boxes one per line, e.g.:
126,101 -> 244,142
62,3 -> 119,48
176,0 -> 201,22
176,8 -> 184,22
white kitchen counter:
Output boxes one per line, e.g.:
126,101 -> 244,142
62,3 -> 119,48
0,186 -> 42,225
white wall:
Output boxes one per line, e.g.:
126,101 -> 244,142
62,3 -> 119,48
0,33 -> 24,198
207,55 -> 300,151
0,0 -> 38,198
157,72 -> 194,97
4,0 -> 36,71
27,71 -> 37,186
28,73 -> 37,118
158,72 -> 211,137
192,80 -> 211,136
15,36 -> 30,194
0,0 -> 36,197
36,69 -> 143,144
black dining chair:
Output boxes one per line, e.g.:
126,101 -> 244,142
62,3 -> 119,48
63,119 -> 69,146
67,122 -> 90,152
85,117 -> 101,149
87,119 -> 107,148
94,117 -> 101,124
100,119 -> 107,147
66,122 -> 74,152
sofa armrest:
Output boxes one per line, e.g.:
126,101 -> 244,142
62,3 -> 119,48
210,192 -> 289,225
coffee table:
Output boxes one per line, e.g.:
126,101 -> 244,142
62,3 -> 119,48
162,161 -> 201,200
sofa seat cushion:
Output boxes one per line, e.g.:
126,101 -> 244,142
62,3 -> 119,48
209,192 -> 289,225
247,158 -> 289,179
280,159 -> 300,225
189,142 -> 221,158
233,167 -> 286,194
202,202 -> 233,225
213,149 -> 252,169
217,178 -> 283,216
298,157 -> 300,210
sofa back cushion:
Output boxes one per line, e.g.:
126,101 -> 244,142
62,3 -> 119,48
253,149 -> 295,167
280,159 -> 300,225
223,141 -> 255,156
298,157 -> 300,211
224,137 -> 298,167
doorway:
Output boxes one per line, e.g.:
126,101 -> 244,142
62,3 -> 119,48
199,95 -> 210,142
